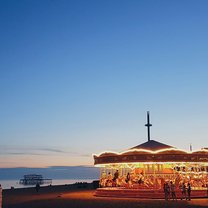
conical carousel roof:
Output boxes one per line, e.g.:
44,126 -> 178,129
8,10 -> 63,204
131,139 -> 174,151
94,112 -> 208,165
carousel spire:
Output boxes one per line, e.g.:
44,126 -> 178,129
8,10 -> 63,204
145,111 -> 152,142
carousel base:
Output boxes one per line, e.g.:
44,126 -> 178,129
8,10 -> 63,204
95,188 -> 208,199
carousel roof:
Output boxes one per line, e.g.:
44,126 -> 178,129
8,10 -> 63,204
94,141 -> 208,165
131,139 -> 174,151
93,112 -> 208,165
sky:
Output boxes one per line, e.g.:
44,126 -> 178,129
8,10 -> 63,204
0,0 -> 208,168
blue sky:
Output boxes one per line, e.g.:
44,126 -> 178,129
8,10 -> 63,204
0,0 -> 208,167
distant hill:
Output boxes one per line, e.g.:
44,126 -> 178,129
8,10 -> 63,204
0,166 -> 99,180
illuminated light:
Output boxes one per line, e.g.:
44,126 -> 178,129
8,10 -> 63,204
93,147 -> 208,158
94,161 -> 208,167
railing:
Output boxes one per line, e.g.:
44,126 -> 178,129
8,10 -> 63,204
19,178 -> 52,185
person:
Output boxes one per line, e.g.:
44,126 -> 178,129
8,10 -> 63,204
106,172 -> 112,186
170,181 -> 177,201
113,170 -> 119,181
35,183 -> 40,192
180,182 -> 186,200
113,170 -> 119,186
163,182 -> 170,200
125,172 -> 130,183
187,182 -> 191,201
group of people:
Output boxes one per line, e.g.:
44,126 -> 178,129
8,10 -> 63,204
100,170 -> 193,201
180,182 -> 191,201
163,181 -> 191,201
163,181 -> 177,201
105,170 -> 120,187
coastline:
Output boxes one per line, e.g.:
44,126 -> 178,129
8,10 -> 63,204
0,179 -> 95,190
2,184 -> 208,208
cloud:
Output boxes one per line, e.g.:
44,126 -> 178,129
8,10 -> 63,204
8,152 -> 44,156
80,154 -> 91,157
0,145 -> 91,158
0,145 -> 65,156
36,148 -> 66,153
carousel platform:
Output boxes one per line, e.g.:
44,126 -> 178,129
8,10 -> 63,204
95,188 -> 208,199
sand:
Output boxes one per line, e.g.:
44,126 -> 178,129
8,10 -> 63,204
2,185 -> 208,208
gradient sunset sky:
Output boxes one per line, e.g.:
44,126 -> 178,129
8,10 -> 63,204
1,0 -> 208,168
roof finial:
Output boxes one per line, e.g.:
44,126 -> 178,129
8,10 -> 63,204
145,111 -> 152,142
190,144 -> 192,152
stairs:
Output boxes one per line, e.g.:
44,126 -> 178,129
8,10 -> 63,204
95,188 -> 208,199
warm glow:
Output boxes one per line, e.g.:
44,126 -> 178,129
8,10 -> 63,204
93,147 -> 208,158
95,161 -> 208,167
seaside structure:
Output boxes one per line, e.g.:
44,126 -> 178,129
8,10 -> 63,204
19,174 -> 52,185
93,112 -> 208,198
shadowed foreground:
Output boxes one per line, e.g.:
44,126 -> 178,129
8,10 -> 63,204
3,185 -> 208,208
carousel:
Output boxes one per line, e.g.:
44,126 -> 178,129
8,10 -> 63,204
93,112 -> 208,198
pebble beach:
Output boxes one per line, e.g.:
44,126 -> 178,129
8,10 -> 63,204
2,185 -> 208,208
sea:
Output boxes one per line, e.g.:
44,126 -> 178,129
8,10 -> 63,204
0,179 -> 96,190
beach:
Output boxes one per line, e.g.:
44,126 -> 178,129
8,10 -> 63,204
2,184 -> 208,208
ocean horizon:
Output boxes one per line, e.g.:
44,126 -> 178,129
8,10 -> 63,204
0,178 -> 96,190
0,166 -> 99,189
0,166 -> 99,177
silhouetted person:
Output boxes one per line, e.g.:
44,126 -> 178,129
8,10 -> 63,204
163,182 -> 170,200
187,182 -> 191,200
35,183 -> 40,192
181,183 -> 186,200
113,170 -> 119,181
170,181 -> 177,201
112,170 -> 119,187
125,172 -> 130,183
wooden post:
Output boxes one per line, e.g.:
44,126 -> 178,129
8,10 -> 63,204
0,185 -> 2,208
